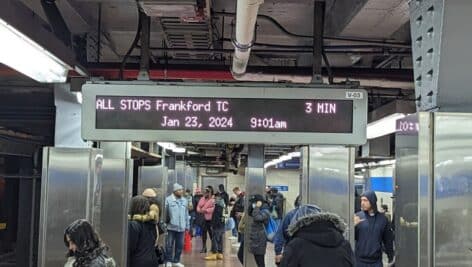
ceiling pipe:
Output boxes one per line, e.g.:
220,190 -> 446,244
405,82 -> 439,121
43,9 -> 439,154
231,0 -> 264,76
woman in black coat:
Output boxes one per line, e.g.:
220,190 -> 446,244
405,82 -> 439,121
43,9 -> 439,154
128,195 -> 160,267
248,194 -> 270,267
280,205 -> 355,267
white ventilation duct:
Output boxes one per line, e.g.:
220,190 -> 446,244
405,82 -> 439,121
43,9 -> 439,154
231,0 -> 264,76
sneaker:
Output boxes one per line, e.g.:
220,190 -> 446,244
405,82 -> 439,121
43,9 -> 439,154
165,263 -> 172,267
173,263 -> 185,267
228,236 -> 237,240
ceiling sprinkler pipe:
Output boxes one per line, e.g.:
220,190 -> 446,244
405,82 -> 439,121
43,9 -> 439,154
231,0 -> 264,76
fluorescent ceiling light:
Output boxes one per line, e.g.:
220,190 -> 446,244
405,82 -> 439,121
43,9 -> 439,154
367,113 -> 407,139
75,92 -> 83,104
264,151 -> 300,169
172,147 -> 186,153
157,142 -> 186,153
288,152 -> 301,158
0,18 -> 71,83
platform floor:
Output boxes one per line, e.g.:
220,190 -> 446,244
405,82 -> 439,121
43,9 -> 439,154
179,234 -> 277,267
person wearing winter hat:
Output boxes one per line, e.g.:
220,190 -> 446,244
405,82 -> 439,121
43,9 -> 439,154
247,194 -> 270,267
354,191 -> 395,267
142,188 -> 160,222
279,204 -> 355,267
164,183 -> 189,267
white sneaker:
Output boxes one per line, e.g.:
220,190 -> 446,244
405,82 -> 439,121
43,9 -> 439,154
165,263 -> 172,267
173,263 -> 185,267
228,236 -> 237,240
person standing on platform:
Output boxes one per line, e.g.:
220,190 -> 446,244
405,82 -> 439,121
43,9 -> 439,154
280,204 -> 355,267
64,219 -> 116,267
230,187 -> 245,242
268,188 -> 285,225
274,195 -> 301,265
128,196 -> 160,267
354,191 -> 395,267
196,186 -> 215,253
204,192 -> 226,261
248,194 -> 270,267
165,183 -> 189,267
218,184 -> 230,208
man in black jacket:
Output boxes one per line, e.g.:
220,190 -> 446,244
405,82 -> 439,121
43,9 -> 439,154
354,191 -> 395,267
230,187 -> 245,242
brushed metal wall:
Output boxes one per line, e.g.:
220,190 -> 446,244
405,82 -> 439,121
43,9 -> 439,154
418,112 -> 434,267
38,148 -> 103,267
100,158 -> 132,267
394,134 -> 419,267
243,145 -> 265,267
138,165 -> 168,211
300,146 -> 355,245
433,113 -> 472,266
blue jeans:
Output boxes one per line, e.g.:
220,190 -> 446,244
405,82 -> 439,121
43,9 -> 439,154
166,230 -> 184,263
232,218 -> 239,237
211,227 -> 225,253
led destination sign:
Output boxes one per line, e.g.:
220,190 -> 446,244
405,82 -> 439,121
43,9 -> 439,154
96,96 -> 353,133
81,83 -> 368,145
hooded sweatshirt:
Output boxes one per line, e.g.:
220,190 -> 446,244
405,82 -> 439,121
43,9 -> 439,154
355,191 -> 394,264
280,211 -> 355,267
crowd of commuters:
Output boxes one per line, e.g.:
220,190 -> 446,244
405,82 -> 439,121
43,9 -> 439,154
62,184 -> 394,267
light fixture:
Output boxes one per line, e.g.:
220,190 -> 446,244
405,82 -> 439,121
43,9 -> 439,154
367,113 -> 407,139
75,92 -> 83,104
157,142 -> 186,153
354,159 -> 396,169
0,18 -> 71,83
264,151 -> 301,169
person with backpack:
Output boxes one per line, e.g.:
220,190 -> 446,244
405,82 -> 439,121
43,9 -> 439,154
274,195 -> 301,265
248,194 -> 270,267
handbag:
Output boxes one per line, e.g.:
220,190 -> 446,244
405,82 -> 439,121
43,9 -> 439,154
264,211 -> 278,242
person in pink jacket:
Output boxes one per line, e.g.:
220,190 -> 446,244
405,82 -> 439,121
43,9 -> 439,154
197,186 -> 215,253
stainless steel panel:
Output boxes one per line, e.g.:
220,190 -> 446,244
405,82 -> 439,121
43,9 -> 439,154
167,169 -> 176,197
54,84 -> 92,148
185,167 -> 197,191
418,112 -> 434,267
175,161 -> 187,189
201,176 -> 227,192
38,147 -> 102,267
394,144 -> 419,267
301,146 -> 355,245
243,145 -> 265,267
433,113 -> 472,266
138,165 -> 168,208
100,158 -> 132,267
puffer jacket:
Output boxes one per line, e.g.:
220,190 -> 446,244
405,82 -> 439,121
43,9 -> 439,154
64,254 -> 115,267
249,205 -> 270,255
280,212 -> 355,267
